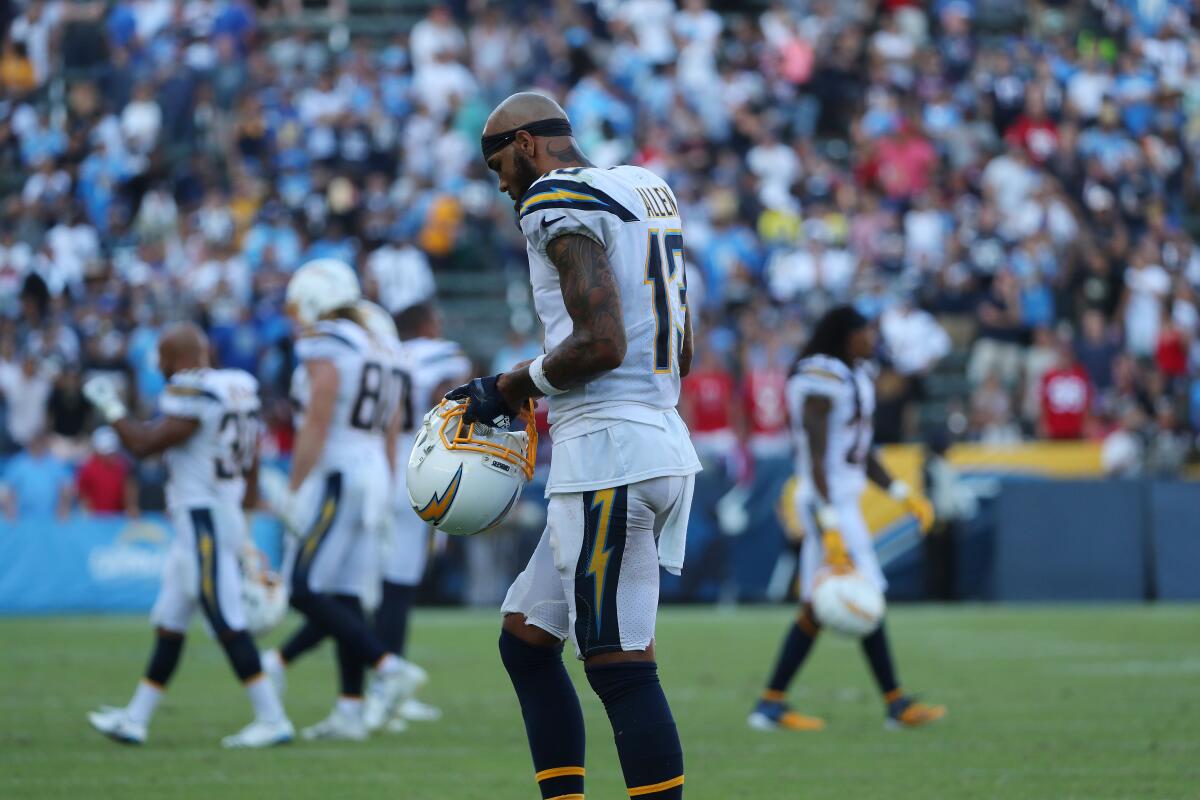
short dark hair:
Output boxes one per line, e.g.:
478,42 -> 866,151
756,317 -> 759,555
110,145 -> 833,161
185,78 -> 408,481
395,303 -> 435,338
799,305 -> 868,363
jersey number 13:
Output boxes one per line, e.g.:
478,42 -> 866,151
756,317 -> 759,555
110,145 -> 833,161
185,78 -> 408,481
644,228 -> 687,374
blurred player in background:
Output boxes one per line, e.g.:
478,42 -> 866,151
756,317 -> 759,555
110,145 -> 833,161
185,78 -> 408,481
450,93 -> 701,800
363,302 -> 472,732
749,305 -> 945,731
82,323 -> 293,748
259,261 -> 420,741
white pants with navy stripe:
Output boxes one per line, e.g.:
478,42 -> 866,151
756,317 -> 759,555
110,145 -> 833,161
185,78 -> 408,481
797,493 -> 887,602
383,507 -> 430,587
283,469 -> 381,601
502,474 -> 694,660
152,504 -> 248,635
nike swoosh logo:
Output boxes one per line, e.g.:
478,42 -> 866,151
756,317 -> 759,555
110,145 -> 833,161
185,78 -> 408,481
541,216 -> 566,229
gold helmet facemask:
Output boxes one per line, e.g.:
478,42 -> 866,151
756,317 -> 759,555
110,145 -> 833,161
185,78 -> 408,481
433,398 -> 538,480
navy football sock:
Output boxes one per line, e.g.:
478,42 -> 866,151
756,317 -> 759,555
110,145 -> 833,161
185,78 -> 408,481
586,661 -> 684,799
144,628 -> 185,686
334,594 -> 367,696
280,620 -> 327,665
220,630 -> 265,683
290,588 -> 388,667
764,608 -> 820,696
499,630 -> 586,800
861,621 -> 900,698
374,581 -> 416,657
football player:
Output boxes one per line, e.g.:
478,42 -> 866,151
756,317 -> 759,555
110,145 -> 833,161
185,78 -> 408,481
450,94 -> 702,800
748,305 -> 946,731
260,261 -> 420,741
364,302 -> 472,732
82,323 -> 293,748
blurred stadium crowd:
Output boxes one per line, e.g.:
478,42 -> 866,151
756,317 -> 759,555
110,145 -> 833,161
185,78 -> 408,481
1,0 -> 1199,517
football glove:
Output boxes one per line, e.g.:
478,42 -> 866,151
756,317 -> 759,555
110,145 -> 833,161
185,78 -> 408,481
258,467 -> 309,539
815,504 -> 852,571
445,375 -> 519,429
889,481 -> 935,534
82,375 -> 128,423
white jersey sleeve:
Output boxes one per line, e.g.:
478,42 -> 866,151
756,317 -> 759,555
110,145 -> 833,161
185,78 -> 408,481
789,357 -> 853,401
518,173 -> 637,259
295,322 -> 361,364
159,371 -> 223,420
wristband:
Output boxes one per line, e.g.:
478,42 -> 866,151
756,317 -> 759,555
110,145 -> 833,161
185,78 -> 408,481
888,480 -> 911,501
528,354 -> 568,397
815,503 -> 840,531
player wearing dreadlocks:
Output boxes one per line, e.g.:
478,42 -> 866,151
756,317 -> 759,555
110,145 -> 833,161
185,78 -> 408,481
748,305 -> 946,731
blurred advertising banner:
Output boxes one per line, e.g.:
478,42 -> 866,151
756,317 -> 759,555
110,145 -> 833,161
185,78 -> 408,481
0,514 -> 284,614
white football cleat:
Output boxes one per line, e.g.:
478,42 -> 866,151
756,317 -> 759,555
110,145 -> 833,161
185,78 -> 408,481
364,659 -> 428,731
398,697 -> 443,722
260,650 -> 287,699
221,717 -> 295,749
88,706 -> 147,745
384,716 -> 410,733
301,707 -> 368,741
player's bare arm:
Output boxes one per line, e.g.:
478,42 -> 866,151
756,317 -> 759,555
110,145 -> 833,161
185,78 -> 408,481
679,304 -> 694,378
112,416 -> 199,459
802,395 -> 833,503
384,397 -> 403,475
865,451 -> 894,490
243,448 -> 261,511
289,359 -> 336,492
497,233 -> 627,410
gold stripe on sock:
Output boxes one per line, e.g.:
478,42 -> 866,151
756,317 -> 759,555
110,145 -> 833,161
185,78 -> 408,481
762,689 -> 785,703
885,688 -> 903,704
628,775 -> 685,796
545,795 -> 585,800
536,766 -> 586,782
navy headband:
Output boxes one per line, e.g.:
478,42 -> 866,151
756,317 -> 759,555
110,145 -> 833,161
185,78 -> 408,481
481,118 -> 574,159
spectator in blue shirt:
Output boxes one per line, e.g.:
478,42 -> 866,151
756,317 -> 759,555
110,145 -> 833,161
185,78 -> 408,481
0,430 -> 73,520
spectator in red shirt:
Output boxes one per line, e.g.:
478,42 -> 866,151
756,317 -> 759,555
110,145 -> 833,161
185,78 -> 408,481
1005,86 -> 1059,164
1038,342 -> 1093,440
1154,312 -> 1189,383
680,347 -> 738,462
76,427 -> 134,515
873,117 -> 937,201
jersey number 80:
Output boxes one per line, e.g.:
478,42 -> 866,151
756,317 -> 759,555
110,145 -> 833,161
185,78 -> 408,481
351,362 -> 413,434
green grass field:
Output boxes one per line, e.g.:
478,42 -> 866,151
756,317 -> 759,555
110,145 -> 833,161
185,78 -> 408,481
3,606 -> 1198,800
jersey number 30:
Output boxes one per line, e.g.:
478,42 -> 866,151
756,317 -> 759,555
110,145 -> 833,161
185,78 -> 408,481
644,228 -> 686,373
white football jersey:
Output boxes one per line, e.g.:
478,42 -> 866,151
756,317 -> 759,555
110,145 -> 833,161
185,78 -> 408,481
786,355 -> 876,503
405,337 -> 473,420
518,165 -> 701,493
394,336 -> 472,505
158,368 -> 260,512
290,318 -> 404,471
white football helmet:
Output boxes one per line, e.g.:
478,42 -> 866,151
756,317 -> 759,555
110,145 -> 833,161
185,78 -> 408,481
357,299 -> 398,341
406,398 -> 537,536
286,259 -> 361,327
811,568 -> 886,637
239,544 -> 289,635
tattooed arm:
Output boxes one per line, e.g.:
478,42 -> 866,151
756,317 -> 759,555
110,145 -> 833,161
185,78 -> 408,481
679,304 -> 694,377
803,395 -> 834,504
497,234 -> 626,408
